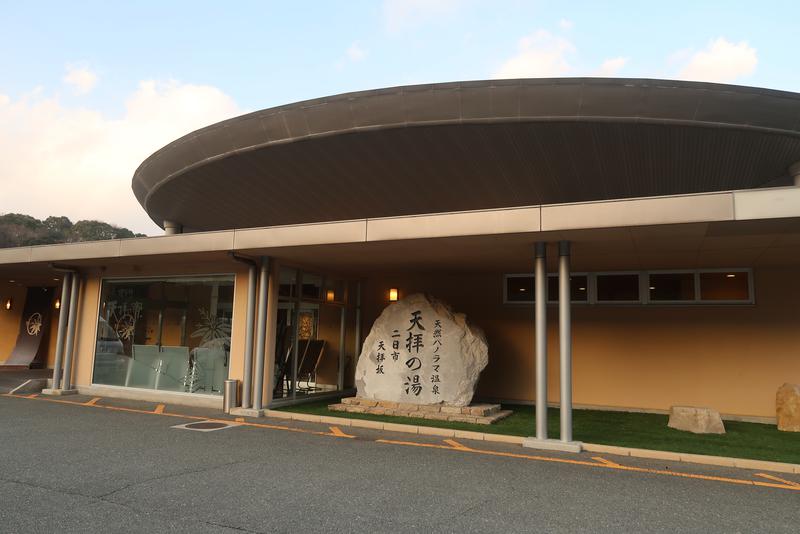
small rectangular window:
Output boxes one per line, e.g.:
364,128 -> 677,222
301,273 -> 322,300
506,275 -> 534,302
649,272 -> 695,301
700,271 -> 750,301
547,275 -> 589,302
597,274 -> 640,302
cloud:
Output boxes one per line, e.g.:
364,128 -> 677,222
63,64 -> 98,95
383,0 -> 462,32
493,30 -> 574,79
0,80 -> 243,235
592,56 -> 628,77
346,42 -> 367,62
676,38 -> 757,83
559,18 -> 573,30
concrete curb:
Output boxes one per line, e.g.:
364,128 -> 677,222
265,409 -> 800,474
580,444 -> 800,474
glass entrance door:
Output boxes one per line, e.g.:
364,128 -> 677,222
272,267 -> 350,403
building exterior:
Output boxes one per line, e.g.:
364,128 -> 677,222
1,79 -> 799,442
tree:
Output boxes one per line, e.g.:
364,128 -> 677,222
0,213 -> 146,248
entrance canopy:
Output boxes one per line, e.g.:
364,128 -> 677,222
2,188 -> 799,278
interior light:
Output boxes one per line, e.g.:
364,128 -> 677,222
519,288 -> 526,292
53,278 -> 60,281
579,287 -> 586,291
389,288 -> 399,302
3,298 -> 11,311
9,280 -> 15,283
649,286 -> 655,290
726,274 -> 736,278
54,298 -> 61,310
325,290 -> 335,302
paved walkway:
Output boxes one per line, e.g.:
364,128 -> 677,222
1,393 -> 799,533
0,369 -> 50,393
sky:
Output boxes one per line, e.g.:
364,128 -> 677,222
1,0 -> 798,235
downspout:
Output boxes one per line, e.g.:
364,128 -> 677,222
229,252 -> 258,409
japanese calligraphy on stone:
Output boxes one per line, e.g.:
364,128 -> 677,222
355,293 -> 488,406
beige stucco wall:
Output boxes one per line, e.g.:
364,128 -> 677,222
10,257 -> 795,419
0,282 -> 26,362
360,266 -> 800,418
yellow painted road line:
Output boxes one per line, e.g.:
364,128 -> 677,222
26,393 -> 39,399
376,438 -> 800,492
84,397 -> 102,406
755,473 -> 800,487
328,426 -> 356,438
592,456 -> 622,468
235,417 -> 245,422
4,393 -> 799,492
153,404 -> 166,414
4,393 -> 352,439
443,439 -> 473,451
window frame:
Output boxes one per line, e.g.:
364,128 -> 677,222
503,268 -> 755,306
91,273 -> 237,391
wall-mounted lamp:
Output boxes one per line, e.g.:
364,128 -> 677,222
54,298 -> 61,310
3,297 -> 12,311
325,290 -> 335,302
389,288 -> 399,302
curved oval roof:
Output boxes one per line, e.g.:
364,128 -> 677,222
132,78 -> 800,231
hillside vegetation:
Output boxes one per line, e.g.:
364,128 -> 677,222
0,213 -> 146,248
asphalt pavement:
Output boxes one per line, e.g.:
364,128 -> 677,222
1,394 -> 798,533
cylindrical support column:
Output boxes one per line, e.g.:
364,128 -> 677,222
263,260 -> 279,407
558,241 -> 573,443
252,258 -> 270,411
62,274 -> 81,391
790,161 -> 800,187
534,243 -> 548,440
354,282 -> 362,358
51,273 -> 73,390
240,265 -> 257,409
163,220 -> 182,235
337,304 -> 347,391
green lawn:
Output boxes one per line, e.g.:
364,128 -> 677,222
276,400 -> 800,464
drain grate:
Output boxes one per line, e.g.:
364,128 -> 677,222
172,420 -> 241,432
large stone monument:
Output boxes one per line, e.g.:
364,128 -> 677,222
331,293 -> 510,424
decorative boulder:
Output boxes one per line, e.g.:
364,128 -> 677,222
776,383 -> 800,432
355,293 -> 488,406
668,406 -> 726,434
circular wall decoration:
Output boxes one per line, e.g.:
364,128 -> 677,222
26,313 -> 43,336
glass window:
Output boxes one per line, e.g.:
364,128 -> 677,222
547,275 -> 589,302
274,267 -> 348,402
597,274 -> 640,302
93,276 -> 234,395
301,273 -> 322,300
649,273 -> 695,301
506,276 -> 534,302
273,301 -> 297,399
700,271 -> 750,301
279,268 -> 297,298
